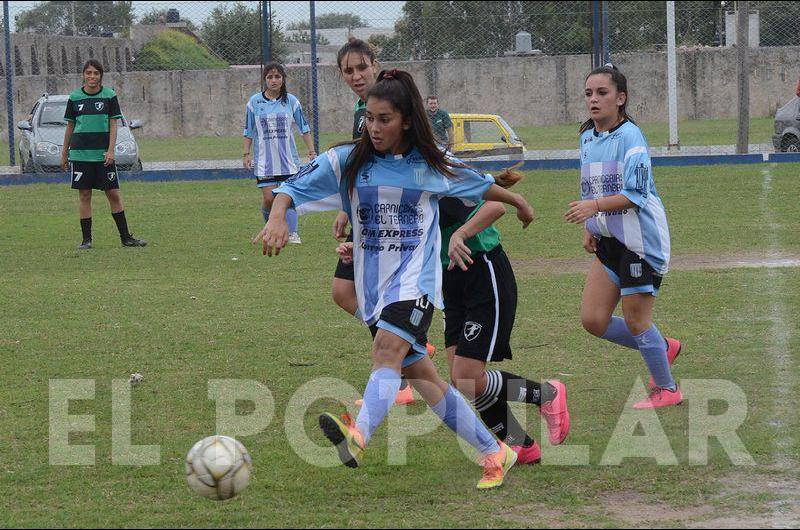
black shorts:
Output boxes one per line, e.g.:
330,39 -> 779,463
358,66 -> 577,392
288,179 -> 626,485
369,295 -> 435,368
256,174 -> 292,188
596,236 -> 663,296
334,230 -> 355,281
70,161 -> 119,191
443,245 -> 516,362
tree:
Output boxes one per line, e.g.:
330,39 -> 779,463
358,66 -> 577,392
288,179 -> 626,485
387,1 -> 593,61
14,1 -> 134,37
288,12 -> 367,31
200,2 -> 286,64
286,32 -> 330,45
139,8 -> 198,32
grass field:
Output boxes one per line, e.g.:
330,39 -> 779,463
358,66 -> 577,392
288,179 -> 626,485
1,163 -> 799,527
0,117 -> 776,168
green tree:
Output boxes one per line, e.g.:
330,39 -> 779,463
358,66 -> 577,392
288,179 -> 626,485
201,2 -> 286,64
139,8 -> 198,32
14,1 -> 134,37
289,12 -> 367,31
387,1 -> 593,61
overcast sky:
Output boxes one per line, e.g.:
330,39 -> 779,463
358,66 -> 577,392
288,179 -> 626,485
5,1 -> 405,28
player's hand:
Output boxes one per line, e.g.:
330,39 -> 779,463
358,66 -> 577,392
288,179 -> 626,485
447,230 -> 473,271
332,211 -> 349,240
515,194 -> 535,228
60,152 -> 69,171
565,200 -> 598,224
582,228 -> 598,253
307,150 -> 317,161
252,217 -> 289,256
103,151 -> 115,167
336,242 -> 354,265
243,153 -> 253,170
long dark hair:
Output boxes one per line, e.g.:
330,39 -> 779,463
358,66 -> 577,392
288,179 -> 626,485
336,37 -> 377,72
579,64 -> 634,134
82,59 -> 104,80
343,69 -> 456,192
263,62 -> 288,103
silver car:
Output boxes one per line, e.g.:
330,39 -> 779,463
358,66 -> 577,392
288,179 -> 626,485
773,96 -> 800,153
17,93 -> 144,173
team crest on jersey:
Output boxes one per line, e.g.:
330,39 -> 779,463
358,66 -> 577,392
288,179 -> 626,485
630,263 -> 643,278
463,321 -> 482,341
95,102 -> 105,111
413,165 -> 426,185
357,205 -> 372,224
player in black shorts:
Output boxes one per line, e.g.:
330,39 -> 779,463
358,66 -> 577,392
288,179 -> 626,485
439,181 -> 570,463
61,60 -> 145,249
331,38 -> 434,406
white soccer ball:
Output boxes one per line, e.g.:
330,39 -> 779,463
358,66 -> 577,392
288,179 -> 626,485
184,435 -> 253,500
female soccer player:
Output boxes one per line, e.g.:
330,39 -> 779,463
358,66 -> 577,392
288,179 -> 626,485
243,62 -> 316,244
60,59 -> 146,249
439,195 -> 570,464
565,64 -> 682,409
332,38 -> 429,406
255,69 -> 535,489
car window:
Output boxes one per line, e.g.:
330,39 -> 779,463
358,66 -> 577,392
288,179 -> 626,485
464,120 -> 504,144
38,102 -> 68,126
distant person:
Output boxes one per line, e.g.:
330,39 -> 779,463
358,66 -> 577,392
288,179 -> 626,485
61,59 -> 146,249
426,96 -> 454,151
796,76 -> 800,98
244,62 -> 315,244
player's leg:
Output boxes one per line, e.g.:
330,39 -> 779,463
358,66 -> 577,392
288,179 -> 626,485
403,355 -> 516,489
102,164 -> 145,247
260,184 -> 275,223
71,162 -> 94,249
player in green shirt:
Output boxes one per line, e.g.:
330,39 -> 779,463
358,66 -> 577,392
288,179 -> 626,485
61,60 -> 145,249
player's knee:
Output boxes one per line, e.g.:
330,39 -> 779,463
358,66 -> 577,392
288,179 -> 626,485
262,194 -> 274,210
79,190 -> 92,202
582,314 -> 608,337
623,314 -> 651,336
450,364 -> 482,397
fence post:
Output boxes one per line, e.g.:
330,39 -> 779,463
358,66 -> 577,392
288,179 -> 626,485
261,0 -> 270,67
666,1 -> 679,150
4,0 -> 15,166
601,1 -> 610,64
592,0 -> 602,68
736,3 -> 750,154
309,0 -> 319,154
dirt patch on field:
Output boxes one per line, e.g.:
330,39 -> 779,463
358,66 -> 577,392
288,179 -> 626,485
512,252 -> 800,276
598,491 -> 716,525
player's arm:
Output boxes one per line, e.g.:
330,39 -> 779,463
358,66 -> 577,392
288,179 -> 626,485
242,136 -> 253,169
105,117 -> 118,166
481,185 -> 534,228
61,121 -> 74,171
301,132 -> 316,161
448,201 -> 505,271
565,194 -> 635,224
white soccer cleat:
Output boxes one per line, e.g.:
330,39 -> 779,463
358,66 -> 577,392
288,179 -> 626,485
288,233 -> 302,244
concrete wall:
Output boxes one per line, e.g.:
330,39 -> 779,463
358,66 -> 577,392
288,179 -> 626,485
2,45 -> 798,143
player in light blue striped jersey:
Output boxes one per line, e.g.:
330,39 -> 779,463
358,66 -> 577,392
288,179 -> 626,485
243,63 -> 315,243
254,69 -> 535,489
565,64 -> 683,410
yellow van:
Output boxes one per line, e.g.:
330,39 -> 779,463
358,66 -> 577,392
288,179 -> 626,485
450,114 -> 525,158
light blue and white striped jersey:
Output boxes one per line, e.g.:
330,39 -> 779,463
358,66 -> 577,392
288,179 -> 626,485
243,92 -> 310,177
275,144 -> 495,325
580,120 -> 671,274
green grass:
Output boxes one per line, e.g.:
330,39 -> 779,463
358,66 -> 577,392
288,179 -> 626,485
1,164 -> 798,526
0,117 -> 775,168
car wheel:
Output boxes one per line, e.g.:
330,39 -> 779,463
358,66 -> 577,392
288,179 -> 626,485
782,135 -> 800,153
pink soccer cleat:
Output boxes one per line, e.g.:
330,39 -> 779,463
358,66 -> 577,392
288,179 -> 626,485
511,441 -> 542,465
649,337 -> 683,389
633,386 -> 683,409
394,384 -> 414,405
540,380 -> 570,445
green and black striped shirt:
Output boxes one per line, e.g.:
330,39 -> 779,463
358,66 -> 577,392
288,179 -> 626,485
64,86 -> 122,162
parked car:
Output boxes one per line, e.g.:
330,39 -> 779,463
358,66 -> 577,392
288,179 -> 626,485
449,113 -> 525,158
17,93 -> 144,173
773,96 -> 800,153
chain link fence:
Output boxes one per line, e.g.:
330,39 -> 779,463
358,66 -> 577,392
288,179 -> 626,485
1,1 -> 799,173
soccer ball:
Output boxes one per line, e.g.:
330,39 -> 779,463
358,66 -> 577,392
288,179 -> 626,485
185,435 -> 253,500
